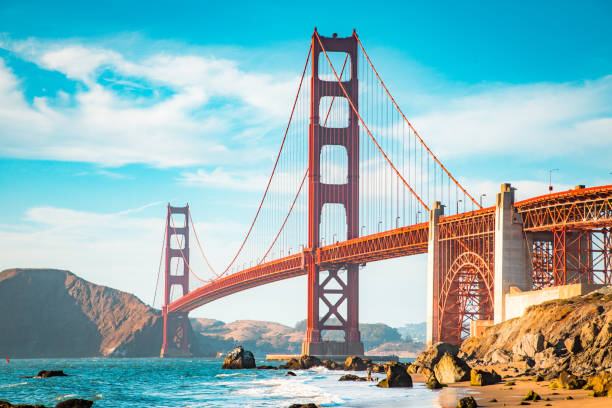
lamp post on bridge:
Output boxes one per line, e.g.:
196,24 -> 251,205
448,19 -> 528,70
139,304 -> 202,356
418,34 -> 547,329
417,211 -> 422,223
549,168 -> 559,192
479,194 -> 487,208
378,221 -> 383,233
396,216 -> 400,228
361,225 -> 366,236
457,199 -> 462,215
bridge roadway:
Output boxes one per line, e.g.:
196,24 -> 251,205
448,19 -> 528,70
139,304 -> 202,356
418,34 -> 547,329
168,185 -> 612,314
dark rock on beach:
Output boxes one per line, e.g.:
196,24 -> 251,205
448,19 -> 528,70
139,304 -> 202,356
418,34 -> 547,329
433,353 -> 471,384
457,396 -> 478,408
285,371 -> 296,376
288,404 -> 319,408
470,368 -> 501,386
376,362 -> 412,388
222,346 -> 255,369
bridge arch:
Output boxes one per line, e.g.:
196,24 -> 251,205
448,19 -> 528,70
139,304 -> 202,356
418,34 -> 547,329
438,251 -> 494,344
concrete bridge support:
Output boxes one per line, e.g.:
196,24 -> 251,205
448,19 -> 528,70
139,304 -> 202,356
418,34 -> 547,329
493,183 -> 532,323
426,202 -> 444,345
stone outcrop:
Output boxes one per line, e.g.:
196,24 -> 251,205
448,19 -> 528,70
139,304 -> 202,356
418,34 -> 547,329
460,287 -> 612,376
585,371 -> 612,397
222,346 -> 255,369
339,374 -> 368,382
0,268 -> 186,358
376,362 -> 413,388
284,355 -> 322,370
412,342 -> 458,373
433,354 -> 471,384
470,369 -> 501,386
550,370 -> 586,390
36,370 -> 68,378
456,396 -> 477,408
512,333 -> 544,358
344,356 -> 367,371
288,404 -> 319,408
426,376 -> 443,389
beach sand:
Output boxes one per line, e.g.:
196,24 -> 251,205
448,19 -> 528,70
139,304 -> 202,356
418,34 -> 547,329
412,371 -> 611,408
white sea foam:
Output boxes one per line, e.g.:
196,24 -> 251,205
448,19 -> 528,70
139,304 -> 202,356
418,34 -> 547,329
54,394 -> 77,401
233,377 -> 344,405
1,382 -> 28,388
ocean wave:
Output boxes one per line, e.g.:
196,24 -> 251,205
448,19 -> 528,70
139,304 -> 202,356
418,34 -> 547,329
54,394 -> 77,401
233,378 -> 344,405
215,372 -> 256,378
1,382 -> 28,388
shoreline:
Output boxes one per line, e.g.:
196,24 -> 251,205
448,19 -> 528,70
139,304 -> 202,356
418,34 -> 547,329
412,373 -> 610,408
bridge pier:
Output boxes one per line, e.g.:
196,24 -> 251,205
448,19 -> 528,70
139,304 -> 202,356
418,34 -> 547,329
302,30 -> 364,356
494,183 -> 532,323
426,202 -> 444,345
160,204 -> 193,358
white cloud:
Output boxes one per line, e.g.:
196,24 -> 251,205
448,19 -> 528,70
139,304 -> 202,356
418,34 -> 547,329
409,76 -> 612,160
0,38 -> 302,167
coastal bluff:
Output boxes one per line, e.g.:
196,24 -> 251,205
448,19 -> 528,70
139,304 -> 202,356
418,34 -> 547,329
0,268 -> 181,358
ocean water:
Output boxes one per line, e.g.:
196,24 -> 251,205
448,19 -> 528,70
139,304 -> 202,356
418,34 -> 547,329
0,358 -> 474,407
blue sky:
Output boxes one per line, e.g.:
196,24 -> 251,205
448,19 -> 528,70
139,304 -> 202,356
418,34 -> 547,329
0,1 -> 611,327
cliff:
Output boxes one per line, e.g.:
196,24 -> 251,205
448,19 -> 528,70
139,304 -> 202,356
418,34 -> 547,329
460,286 -> 612,376
0,268 -> 168,358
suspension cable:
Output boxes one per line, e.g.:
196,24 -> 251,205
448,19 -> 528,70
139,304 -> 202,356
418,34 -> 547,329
354,33 -> 481,209
315,30 -> 430,211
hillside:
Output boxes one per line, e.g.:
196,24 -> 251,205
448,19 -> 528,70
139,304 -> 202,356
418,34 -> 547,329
460,286 -> 612,376
193,318 -> 426,357
0,268 -> 180,358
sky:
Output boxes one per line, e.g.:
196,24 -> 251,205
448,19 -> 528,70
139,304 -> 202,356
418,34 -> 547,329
0,1 -> 611,328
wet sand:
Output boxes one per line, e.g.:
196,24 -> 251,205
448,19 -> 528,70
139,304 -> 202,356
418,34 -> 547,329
412,372 -> 610,408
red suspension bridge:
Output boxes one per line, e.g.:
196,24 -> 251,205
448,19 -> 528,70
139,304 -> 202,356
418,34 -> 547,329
157,30 -> 612,357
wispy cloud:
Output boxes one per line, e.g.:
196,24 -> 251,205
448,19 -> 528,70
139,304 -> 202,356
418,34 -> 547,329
0,37 -> 301,167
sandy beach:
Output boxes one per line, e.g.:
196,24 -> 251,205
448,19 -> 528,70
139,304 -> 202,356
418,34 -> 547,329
412,372 -> 611,408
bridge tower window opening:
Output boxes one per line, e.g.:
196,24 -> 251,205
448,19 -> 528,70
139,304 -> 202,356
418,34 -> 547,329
320,145 -> 348,185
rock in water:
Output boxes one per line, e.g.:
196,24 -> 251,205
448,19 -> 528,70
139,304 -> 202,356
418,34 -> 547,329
457,396 -> 478,408
36,370 -> 68,378
376,362 -> 413,388
285,371 -> 296,376
339,374 -> 367,381
344,356 -> 367,371
288,404 -> 319,408
55,399 -> 94,408
222,346 -> 255,369
285,355 -> 322,370
470,369 -> 501,386
433,354 -> 470,383
427,376 -> 443,389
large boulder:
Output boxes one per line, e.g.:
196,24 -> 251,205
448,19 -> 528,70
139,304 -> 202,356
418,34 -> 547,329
222,346 -> 255,369
376,362 -> 413,388
433,354 -> 470,384
285,355 -> 322,370
470,369 -> 501,386
512,333 -> 544,358
321,359 -> 341,370
457,396 -> 478,408
585,371 -> 612,397
344,356 -> 367,371
564,334 -> 583,354
413,342 -> 459,371
339,374 -> 367,382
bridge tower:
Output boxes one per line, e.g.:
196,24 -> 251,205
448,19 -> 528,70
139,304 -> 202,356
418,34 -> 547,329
302,30 -> 364,356
160,204 -> 192,358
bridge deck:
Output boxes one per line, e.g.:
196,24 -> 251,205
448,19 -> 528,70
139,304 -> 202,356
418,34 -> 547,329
168,185 -> 612,314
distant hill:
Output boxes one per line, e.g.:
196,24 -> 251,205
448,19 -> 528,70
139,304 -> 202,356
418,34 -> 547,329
396,322 -> 426,343
0,268 -> 191,358
194,318 -> 425,357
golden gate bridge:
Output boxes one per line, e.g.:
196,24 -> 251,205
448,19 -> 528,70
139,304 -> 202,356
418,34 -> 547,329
155,29 -> 612,358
